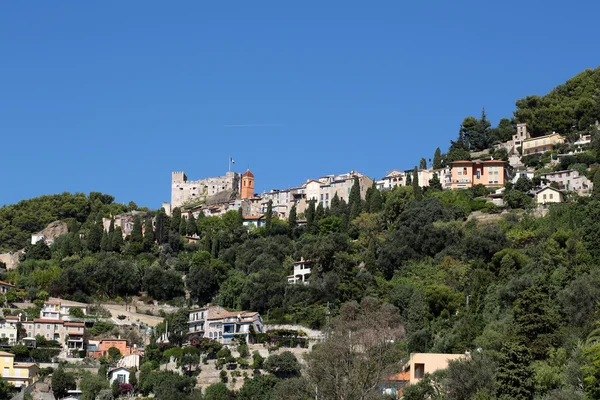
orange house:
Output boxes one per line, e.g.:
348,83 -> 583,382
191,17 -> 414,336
87,339 -> 133,358
450,160 -> 507,190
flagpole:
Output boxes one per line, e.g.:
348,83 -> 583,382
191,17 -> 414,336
229,156 -> 231,172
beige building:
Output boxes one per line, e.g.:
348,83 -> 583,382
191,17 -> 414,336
540,169 -> 593,194
102,211 -> 148,236
522,132 -> 565,155
536,187 -> 565,204
377,169 -> 406,190
305,171 -> 373,208
513,123 -> 530,148
171,171 -> 241,210
406,353 -> 467,384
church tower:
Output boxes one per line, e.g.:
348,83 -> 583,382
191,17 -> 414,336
241,170 -> 254,199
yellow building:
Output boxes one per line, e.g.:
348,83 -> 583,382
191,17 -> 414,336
406,353 -> 467,384
0,351 -> 39,388
522,132 -> 565,155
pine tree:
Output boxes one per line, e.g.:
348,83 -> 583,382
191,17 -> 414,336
107,219 -> 115,251
349,176 -> 362,221
288,204 -> 297,228
186,214 -> 197,236
237,207 -> 244,226
406,172 -> 412,185
265,200 -> 273,233
593,170 -> 600,200
419,158 -> 427,169
179,216 -> 187,236
412,167 -> 422,200
370,183 -> 383,212
131,216 -> 143,244
171,208 -> 182,232
87,221 -> 103,252
364,185 -> 374,213
112,227 -> 124,252
330,192 -> 341,217
315,202 -> 325,223
496,342 -> 535,400
432,147 -> 443,169
100,230 -> 109,252
155,210 -> 168,244
428,173 -> 443,191
306,200 -> 316,230
143,219 -> 154,250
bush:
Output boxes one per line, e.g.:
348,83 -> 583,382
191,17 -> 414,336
220,369 -> 228,383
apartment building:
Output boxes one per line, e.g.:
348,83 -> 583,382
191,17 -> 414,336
377,170 -> 406,190
540,169 -> 593,194
450,160 -> 508,189
305,171 -> 373,208
40,298 -> 89,320
188,306 -> 264,344
0,320 -> 18,346
513,123 -> 531,148
0,351 -> 39,388
522,132 -> 565,155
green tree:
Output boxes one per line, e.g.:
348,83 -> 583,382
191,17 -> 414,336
179,216 -> 187,236
592,170 -> 600,200
433,147 -> 443,169
412,166 -> 422,200
204,382 -> 231,400
265,200 -> 273,233
80,373 -> 110,400
171,207 -> 182,232
52,367 -> 76,399
348,176 -> 362,221
496,342 -> 535,400
131,216 -> 143,244
100,229 -> 110,252
186,214 -> 197,236
428,173 -> 443,191
87,221 -> 103,252
369,182 -> 383,212
112,226 -> 124,252
306,200 -> 316,231
129,367 -> 138,389
237,374 -> 280,400
264,351 -> 301,379
420,157 -> 427,169
155,209 -> 168,244
143,219 -> 155,250
111,379 -> 120,398
288,204 -> 297,228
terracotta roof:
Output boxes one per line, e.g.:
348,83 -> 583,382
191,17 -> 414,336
44,300 -> 61,305
386,371 -> 410,381
208,310 -> 258,321
65,322 -> 85,327
4,316 -> 19,320
101,338 -> 127,342
14,363 -> 36,368
242,169 -> 254,178
243,215 -> 264,220
0,280 -> 15,287
33,319 -> 63,324
0,351 -> 14,357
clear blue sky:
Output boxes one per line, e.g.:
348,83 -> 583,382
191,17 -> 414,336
1,1 -> 599,208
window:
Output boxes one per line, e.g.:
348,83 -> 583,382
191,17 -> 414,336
476,170 -> 481,179
117,374 -> 126,383
415,363 -> 425,379
550,194 -> 554,199
47,325 -> 50,330
543,194 -> 547,200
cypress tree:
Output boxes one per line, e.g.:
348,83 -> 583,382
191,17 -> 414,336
187,214 -> 197,236
179,216 -> 187,236
112,226 -> 124,252
288,204 -> 297,228
330,192 -> 341,217
131,216 -> 143,244
428,173 -> 443,191
265,200 -> 273,233
406,172 -> 412,185
419,158 -> 427,169
155,210 -> 167,244
143,219 -> 154,250
107,219 -> 115,251
100,230 -> 109,252
87,221 -> 103,252
306,200 -> 316,229
171,208 -> 182,232
348,176 -> 362,221
433,147 -> 443,169
364,185 -> 374,213
237,207 -> 244,227
315,202 -> 325,223
370,183 -> 383,212
412,167 -> 422,200
593,170 -> 600,200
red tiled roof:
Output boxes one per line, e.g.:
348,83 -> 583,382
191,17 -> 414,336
242,170 -> 254,178
0,280 -> 15,287
4,316 -> 19,320
65,322 -> 85,327
386,371 -> 410,381
33,319 -> 63,324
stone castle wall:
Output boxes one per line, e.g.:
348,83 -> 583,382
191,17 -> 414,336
171,171 -> 241,209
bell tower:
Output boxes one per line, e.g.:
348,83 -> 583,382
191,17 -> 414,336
241,170 -> 254,199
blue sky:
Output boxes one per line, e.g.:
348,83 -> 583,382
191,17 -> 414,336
1,1 -> 599,208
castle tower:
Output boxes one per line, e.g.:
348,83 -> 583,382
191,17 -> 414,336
241,170 -> 255,199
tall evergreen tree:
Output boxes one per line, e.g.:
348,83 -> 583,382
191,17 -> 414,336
171,208 -> 182,232
237,207 -> 244,227
186,214 -> 197,236
112,226 -> 124,252
306,200 -> 316,230
330,192 -> 341,217
496,342 -> 535,400
107,219 -> 115,251
131,216 -> 143,245
315,202 -> 325,223
87,221 -> 103,252
143,219 -> 154,250
265,200 -> 273,233
179,216 -> 187,236
428,173 -> 443,191
349,176 -> 362,221
155,210 -> 167,244
419,158 -> 427,169
593,170 -> 600,200
288,204 -> 297,228
412,167 -> 422,200
432,147 -> 443,169
370,183 -> 383,212
100,229 -> 109,252
406,172 -> 412,186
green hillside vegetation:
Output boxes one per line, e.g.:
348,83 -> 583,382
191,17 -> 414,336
2,68 -> 600,399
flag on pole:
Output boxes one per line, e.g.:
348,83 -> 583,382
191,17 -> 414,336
230,157 -> 235,164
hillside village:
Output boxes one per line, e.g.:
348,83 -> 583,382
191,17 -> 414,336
0,68 -> 600,399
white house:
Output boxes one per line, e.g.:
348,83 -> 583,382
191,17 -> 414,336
188,306 -> 264,345
288,258 -> 313,284
0,320 -> 18,346
108,367 -> 130,385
